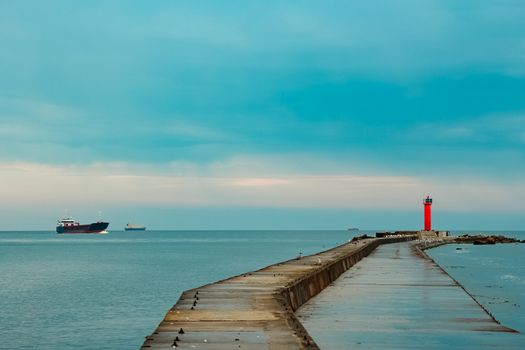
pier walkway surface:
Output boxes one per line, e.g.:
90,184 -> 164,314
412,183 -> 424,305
296,242 -> 524,349
141,237 -> 409,349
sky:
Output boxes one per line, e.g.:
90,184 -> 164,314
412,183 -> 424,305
0,0 -> 524,230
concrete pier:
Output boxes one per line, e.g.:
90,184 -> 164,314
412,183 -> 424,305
296,241 -> 523,349
140,237 -> 411,349
141,237 -> 522,349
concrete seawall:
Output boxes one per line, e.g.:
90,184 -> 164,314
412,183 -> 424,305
140,236 -> 413,349
283,238 -> 400,312
296,241 -> 521,349
414,239 -> 518,329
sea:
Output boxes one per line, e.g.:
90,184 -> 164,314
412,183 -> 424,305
0,230 -> 523,350
426,235 -> 525,334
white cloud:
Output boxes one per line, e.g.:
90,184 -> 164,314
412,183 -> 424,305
0,155 -> 523,213
228,178 -> 292,187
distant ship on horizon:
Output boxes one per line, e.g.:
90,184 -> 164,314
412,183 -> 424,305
125,223 -> 146,231
347,227 -> 359,231
56,217 -> 109,234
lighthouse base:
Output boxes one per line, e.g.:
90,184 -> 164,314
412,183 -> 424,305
418,230 -> 449,239
418,230 -> 437,239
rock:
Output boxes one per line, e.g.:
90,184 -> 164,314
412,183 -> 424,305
351,234 -> 372,242
456,234 -> 519,245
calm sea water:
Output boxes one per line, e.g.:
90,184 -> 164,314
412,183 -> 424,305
0,230 -> 357,350
428,231 -> 525,334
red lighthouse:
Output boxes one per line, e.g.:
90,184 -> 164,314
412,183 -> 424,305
423,196 -> 432,231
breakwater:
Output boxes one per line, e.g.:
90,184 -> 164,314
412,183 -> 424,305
296,241 -> 522,349
416,240 -> 517,329
426,242 -> 525,335
140,236 -> 413,349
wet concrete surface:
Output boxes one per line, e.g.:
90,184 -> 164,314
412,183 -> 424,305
140,238 -> 403,349
296,242 -> 524,349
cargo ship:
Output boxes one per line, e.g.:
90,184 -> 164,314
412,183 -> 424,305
125,223 -> 146,231
56,217 -> 109,234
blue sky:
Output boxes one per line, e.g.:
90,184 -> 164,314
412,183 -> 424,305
1,0 -> 524,230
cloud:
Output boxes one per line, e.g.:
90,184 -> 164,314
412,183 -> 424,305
1,1 -> 524,89
409,112 -> 525,145
228,178 -> 292,187
0,1 -> 524,209
162,120 -> 233,141
0,97 -> 82,122
1,156 -> 523,213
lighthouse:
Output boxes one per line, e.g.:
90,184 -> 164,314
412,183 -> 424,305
423,196 -> 432,231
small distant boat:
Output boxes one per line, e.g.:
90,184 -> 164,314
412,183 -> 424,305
347,227 -> 359,231
56,217 -> 109,234
125,223 -> 146,231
